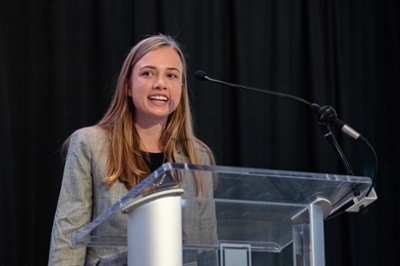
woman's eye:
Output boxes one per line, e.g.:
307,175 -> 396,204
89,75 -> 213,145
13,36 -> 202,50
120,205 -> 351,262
167,73 -> 177,79
142,71 -> 152,77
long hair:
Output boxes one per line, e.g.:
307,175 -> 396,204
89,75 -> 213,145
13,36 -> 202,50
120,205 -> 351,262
95,34 -> 214,193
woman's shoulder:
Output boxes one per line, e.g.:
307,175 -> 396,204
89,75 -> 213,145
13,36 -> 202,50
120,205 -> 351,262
192,138 -> 208,151
68,126 -> 109,151
71,125 -> 108,141
192,138 -> 215,165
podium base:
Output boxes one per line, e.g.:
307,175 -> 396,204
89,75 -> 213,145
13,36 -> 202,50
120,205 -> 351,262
122,188 -> 184,266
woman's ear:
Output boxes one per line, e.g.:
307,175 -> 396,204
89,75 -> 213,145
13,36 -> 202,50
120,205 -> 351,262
127,82 -> 132,97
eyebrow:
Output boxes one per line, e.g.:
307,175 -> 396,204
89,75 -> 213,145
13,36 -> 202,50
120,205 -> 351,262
140,65 -> 181,73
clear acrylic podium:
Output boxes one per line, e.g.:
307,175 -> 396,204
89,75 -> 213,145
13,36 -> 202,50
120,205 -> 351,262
71,163 -> 373,266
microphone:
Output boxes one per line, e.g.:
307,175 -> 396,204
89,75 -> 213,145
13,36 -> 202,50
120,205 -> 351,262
194,70 -> 207,80
311,104 -> 369,144
194,70 -> 369,144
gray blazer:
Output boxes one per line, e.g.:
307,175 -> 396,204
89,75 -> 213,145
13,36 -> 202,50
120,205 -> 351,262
48,126 -> 217,266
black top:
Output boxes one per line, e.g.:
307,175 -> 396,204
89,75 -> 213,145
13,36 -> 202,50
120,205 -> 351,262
143,152 -> 174,187
146,152 -> 165,172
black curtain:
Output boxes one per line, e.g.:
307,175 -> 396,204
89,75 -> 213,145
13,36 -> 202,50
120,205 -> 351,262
0,1 -> 399,265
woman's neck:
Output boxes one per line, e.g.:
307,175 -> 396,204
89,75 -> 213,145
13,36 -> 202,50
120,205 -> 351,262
135,120 -> 166,153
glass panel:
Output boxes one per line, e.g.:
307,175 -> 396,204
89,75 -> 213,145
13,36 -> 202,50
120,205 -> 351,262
71,163 -> 372,253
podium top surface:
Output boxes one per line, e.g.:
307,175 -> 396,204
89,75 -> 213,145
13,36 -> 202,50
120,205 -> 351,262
71,163 -> 372,252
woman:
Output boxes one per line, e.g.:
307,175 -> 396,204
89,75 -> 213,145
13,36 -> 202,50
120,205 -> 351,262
48,34 -> 217,265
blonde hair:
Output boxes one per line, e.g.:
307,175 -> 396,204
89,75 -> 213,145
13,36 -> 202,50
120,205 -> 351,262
95,34 -> 214,193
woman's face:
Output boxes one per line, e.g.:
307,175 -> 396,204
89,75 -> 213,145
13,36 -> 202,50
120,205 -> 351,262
128,47 -> 183,125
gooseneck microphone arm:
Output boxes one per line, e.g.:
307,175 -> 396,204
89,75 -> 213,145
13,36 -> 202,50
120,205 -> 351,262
194,70 -> 313,107
194,70 -> 377,200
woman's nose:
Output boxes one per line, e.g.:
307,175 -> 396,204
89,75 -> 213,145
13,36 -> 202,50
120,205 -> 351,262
153,75 -> 167,90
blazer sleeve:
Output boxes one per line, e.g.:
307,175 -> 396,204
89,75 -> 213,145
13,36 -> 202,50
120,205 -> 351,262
48,130 -> 94,266
198,148 -> 219,266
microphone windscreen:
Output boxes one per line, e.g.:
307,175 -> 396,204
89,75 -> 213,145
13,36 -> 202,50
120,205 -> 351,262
194,70 -> 207,80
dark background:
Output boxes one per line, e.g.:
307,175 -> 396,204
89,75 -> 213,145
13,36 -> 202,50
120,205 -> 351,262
1,1 -> 399,265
